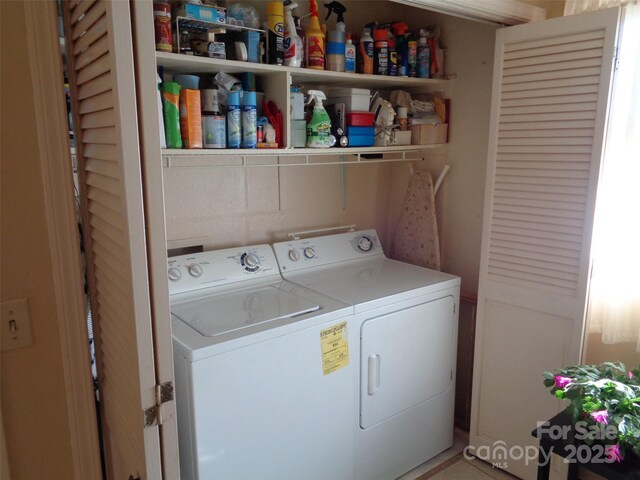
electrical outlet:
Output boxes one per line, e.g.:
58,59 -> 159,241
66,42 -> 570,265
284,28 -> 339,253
1,298 -> 33,352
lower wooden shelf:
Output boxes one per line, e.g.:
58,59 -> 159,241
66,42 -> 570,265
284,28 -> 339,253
161,144 -> 445,167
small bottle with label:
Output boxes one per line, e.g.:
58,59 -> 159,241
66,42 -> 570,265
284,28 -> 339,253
345,36 -> 356,73
201,89 -> 226,149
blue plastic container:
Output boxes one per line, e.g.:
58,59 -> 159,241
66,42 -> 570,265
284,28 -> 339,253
347,126 -> 375,147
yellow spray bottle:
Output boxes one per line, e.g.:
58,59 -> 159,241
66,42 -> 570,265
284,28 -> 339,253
305,0 -> 325,70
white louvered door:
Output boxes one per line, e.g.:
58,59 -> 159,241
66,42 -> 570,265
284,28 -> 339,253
62,1 -> 175,478
470,8 -> 620,480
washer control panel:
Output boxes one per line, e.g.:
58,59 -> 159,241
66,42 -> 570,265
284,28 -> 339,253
168,245 -> 278,295
273,229 -> 383,273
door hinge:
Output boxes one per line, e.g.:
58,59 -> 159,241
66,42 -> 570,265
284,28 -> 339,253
614,46 -> 620,71
143,381 -> 174,428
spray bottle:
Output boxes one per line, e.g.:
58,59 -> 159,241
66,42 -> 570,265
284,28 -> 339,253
283,1 -> 303,67
305,0 -> 325,70
392,22 -> 409,77
306,90 -> 331,148
324,1 -> 346,72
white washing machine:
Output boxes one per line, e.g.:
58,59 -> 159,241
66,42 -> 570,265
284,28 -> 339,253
273,229 -> 461,480
169,245 -> 355,480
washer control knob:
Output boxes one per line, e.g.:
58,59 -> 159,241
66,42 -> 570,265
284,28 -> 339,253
187,264 -> 203,277
243,253 -> 261,269
288,249 -> 300,261
303,247 -> 316,259
357,236 -> 374,252
168,267 -> 182,281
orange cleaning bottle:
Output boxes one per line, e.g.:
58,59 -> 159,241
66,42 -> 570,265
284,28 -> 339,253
305,0 -> 325,70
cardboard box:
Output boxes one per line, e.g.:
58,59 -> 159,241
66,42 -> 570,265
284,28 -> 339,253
392,130 -> 412,146
411,123 -> 448,145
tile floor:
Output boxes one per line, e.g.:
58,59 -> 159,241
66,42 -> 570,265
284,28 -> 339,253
398,429 -> 518,480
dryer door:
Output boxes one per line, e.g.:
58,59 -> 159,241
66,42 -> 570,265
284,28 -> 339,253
360,296 -> 456,429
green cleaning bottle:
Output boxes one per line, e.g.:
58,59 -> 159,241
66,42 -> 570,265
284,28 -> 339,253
306,90 -> 331,148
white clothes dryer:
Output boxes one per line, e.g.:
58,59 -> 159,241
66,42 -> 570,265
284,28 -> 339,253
169,245 -> 355,480
273,229 -> 461,480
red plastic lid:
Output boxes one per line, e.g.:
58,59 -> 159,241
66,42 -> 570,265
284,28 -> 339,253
373,29 -> 388,41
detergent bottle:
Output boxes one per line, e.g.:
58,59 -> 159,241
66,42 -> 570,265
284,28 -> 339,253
306,90 -> 331,148
392,22 -> 409,77
283,0 -> 303,67
305,0 -> 325,70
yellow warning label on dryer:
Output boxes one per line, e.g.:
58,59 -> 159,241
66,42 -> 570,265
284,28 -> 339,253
320,321 -> 349,375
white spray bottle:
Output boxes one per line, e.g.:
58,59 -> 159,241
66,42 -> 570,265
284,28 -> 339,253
283,0 -> 303,67
306,90 -> 332,148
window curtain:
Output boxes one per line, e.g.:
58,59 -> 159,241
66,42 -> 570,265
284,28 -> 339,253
587,4 -> 640,351
564,0 -> 638,15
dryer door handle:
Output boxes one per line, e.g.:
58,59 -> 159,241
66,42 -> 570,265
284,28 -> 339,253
368,354 -> 380,395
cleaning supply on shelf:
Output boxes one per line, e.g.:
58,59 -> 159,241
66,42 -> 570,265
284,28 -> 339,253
226,90 -> 241,148
201,89 -> 226,149
283,1 -> 303,67
242,91 -> 257,148
294,14 -> 306,67
306,90 -> 331,148
326,41 -> 345,72
408,32 -> 417,77
392,22 -> 409,77
345,35 -> 356,73
305,0 -> 325,70
359,28 -> 374,74
179,88 -> 203,148
162,82 -> 181,148
324,2 -> 347,37
417,29 -> 430,78
388,33 -> 397,76
373,28 -> 388,76
324,1 -> 347,72
267,1 -> 284,65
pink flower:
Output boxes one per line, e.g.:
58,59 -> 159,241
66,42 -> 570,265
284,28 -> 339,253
590,410 -> 609,424
554,375 -> 573,389
629,370 -> 634,379
606,444 -> 623,463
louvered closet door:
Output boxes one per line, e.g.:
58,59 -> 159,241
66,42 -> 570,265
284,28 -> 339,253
470,8 -> 619,480
62,1 -> 169,478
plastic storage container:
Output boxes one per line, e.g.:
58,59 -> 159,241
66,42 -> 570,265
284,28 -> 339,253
346,111 -> 375,127
328,88 -> 370,112
347,126 -> 375,147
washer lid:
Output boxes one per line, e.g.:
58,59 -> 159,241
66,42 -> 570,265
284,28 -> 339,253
171,285 -> 321,337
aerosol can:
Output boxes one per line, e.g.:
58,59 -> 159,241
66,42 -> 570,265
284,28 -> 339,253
306,90 -> 332,148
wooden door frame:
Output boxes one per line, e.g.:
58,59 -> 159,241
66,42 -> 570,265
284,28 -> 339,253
22,2 -> 103,478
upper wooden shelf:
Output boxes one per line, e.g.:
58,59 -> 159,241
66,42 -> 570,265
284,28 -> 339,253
156,52 -> 450,88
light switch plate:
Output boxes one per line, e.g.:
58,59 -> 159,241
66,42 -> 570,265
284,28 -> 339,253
1,298 -> 33,351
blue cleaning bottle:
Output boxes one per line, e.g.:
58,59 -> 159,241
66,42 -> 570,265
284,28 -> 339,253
227,91 -> 241,148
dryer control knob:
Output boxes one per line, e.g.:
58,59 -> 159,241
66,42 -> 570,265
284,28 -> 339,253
288,249 -> 300,261
303,247 -> 316,259
187,264 -> 203,277
168,267 -> 182,281
243,253 -> 260,268
357,236 -> 373,252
